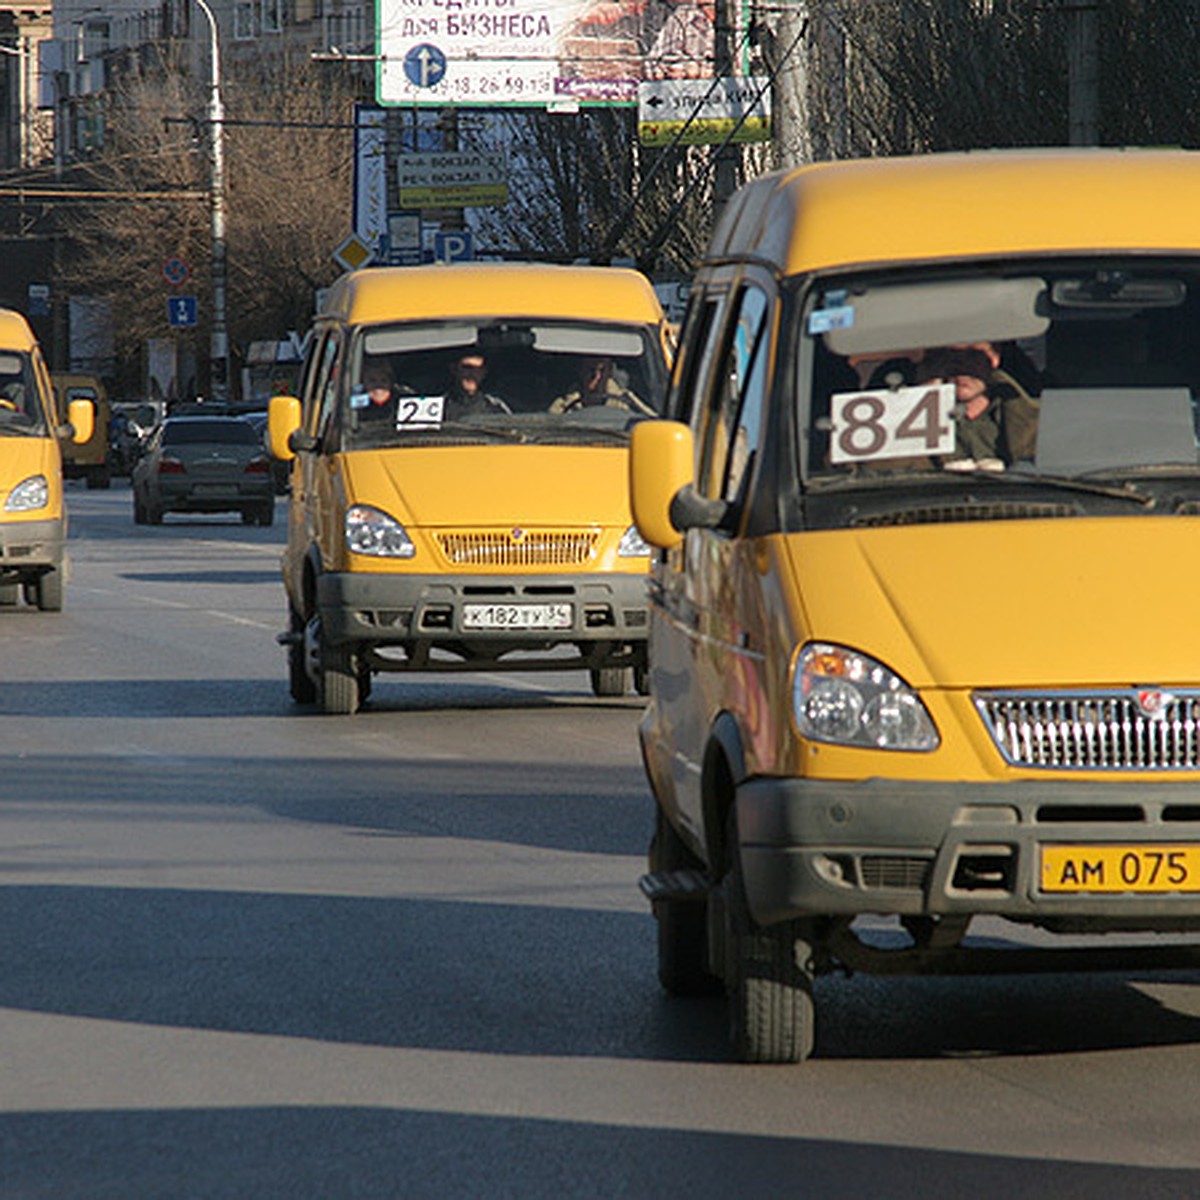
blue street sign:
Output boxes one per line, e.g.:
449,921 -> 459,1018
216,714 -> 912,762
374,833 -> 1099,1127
167,295 -> 198,328
433,230 -> 473,264
404,43 -> 447,89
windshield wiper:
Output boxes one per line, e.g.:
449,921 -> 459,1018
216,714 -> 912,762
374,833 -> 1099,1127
995,467 -> 1156,506
808,466 -> 1155,506
354,422 -> 527,446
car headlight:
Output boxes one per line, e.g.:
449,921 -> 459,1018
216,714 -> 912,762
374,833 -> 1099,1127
792,642 -> 938,751
618,524 -> 651,557
5,474 -> 48,512
345,505 -> 415,558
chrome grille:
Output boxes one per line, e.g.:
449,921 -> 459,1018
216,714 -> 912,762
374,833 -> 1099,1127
436,529 -> 598,567
976,690 -> 1200,770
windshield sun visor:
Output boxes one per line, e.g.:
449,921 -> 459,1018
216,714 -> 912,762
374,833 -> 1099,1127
820,278 -> 1049,358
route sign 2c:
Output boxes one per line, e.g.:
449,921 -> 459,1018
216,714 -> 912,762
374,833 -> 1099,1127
167,295 -> 198,328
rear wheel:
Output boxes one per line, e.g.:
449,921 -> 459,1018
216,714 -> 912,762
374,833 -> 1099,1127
34,566 -> 64,613
634,664 -> 650,696
257,504 -> 275,527
590,666 -> 630,697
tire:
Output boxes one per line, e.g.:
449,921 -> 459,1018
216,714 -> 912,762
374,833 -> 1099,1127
287,606 -> 317,705
241,510 -> 255,525
590,666 -> 630,697
0,583 -> 19,607
319,637 -> 362,715
651,808 -> 721,996
258,504 -> 275,527
34,566 -> 64,613
634,663 -> 650,696
724,830 -> 816,1063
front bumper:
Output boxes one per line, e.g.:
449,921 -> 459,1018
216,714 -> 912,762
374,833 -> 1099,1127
316,568 -> 649,664
738,775 -> 1200,927
0,516 -> 64,577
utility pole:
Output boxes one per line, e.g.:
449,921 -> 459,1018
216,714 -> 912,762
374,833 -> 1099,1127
713,0 -> 738,207
762,0 -> 810,169
1064,0 -> 1100,146
194,0 -> 229,402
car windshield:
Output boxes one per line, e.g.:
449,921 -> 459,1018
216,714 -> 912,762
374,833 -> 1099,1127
0,352 -> 46,436
162,418 -> 259,446
802,261 -> 1200,509
340,318 -> 668,450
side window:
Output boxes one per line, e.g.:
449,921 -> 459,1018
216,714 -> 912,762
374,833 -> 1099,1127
666,292 -> 727,427
314,333 -> 344,442
697,285 -> 771,502
302,332 -> 341,440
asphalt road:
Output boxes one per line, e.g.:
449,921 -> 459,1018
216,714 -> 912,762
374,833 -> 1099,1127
2,484 -> 1200,1198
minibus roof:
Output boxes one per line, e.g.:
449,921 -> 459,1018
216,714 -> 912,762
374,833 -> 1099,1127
707,148 -> 1200,276
319,262 -> 664,326
0,307 -> 38,349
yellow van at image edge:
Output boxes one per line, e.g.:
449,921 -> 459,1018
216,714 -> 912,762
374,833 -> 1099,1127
270,263 -> 670,714
630,149 -> 1200,1062
0,310 -> 94,611
53,373 -> 111,490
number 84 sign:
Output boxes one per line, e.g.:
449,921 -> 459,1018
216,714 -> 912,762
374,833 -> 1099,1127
829,383 -> 957,465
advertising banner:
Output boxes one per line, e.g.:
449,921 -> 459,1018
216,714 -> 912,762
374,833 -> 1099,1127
378,0 -> 720,108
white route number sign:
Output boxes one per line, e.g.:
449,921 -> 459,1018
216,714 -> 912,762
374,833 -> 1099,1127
829,384 -> 957,465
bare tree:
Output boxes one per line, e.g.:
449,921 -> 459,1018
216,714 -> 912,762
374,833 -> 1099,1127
59,46 -> 359,398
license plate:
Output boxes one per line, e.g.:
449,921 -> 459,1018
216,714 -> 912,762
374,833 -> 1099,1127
1040,844 -> 1200,893
193,483 -> 237,495
461,603 -> 573,631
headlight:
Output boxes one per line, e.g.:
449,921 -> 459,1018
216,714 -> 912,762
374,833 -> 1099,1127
5,474 -> 48,512
345,505 -> 415,558
618,524 -> 651,557
792,642 -> 938,751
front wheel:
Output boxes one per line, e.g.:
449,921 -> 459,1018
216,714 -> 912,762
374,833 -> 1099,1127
287,606 -> 317,705
319,637 -> 362,715
590,666 -> 630,697
651,808 -> 720,996
33,566 -> 64,613
726,913 -> 816,1064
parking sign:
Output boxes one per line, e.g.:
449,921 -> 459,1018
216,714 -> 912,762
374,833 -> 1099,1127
167,296 -> 198,328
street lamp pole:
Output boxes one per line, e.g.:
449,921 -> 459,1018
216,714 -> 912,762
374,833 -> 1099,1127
194,0 -> 228,401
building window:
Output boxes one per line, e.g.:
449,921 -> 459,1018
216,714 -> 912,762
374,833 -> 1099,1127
233,2 -> 258,40
262,0 -> 283,34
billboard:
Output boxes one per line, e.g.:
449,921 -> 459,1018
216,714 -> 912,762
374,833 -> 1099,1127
378,0 -> 720,108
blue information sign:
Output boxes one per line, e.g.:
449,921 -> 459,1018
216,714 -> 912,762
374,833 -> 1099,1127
167,295 -> 198,328
404,44 -> 447,89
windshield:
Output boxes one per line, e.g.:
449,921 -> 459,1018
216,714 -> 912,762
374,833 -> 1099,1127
0,352 -> 46,437
340,319 -> 668,450
803,262 -> 1200,510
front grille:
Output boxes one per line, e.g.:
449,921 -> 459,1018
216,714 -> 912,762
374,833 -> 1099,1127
435,529 -> 598,567
976,690 -> 1200,770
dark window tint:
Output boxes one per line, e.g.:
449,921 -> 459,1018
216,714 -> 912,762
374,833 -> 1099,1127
162,419 -> 259,446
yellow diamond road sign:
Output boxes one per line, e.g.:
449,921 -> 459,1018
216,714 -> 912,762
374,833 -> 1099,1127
333,233 -> 374,272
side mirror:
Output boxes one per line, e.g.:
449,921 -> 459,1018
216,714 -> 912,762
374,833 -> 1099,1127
66,397 -> 95,445
268,394 -> 303,460
629,420 -> 695,550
